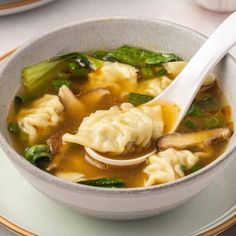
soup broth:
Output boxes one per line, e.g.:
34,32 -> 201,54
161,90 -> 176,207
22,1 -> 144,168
7,46 -> 233,188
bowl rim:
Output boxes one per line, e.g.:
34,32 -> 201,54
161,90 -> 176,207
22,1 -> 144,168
0,16 -> 236,195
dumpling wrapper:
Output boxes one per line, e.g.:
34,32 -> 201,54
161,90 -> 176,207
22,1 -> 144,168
62,103 -> 164,154
144,148 -> 199,186
17,94 -> 64,144
136,76 -> 172,97
88,61 -> 138,97
137,61 -> 216,97
164,61 -> 216,85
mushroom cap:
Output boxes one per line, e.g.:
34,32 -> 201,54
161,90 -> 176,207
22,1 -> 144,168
157,127 -> 233,151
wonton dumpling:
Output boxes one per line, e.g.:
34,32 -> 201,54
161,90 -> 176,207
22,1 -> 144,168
88,62 -> 138,97
58,85 -> 85,115
17,94 -> 64,144
164,61 -> 216,85
164,61 -> 187,78
136,76 -> 172,97
62,103 -> 164,154
140,104 -> 164,139
144,148 -> 199,186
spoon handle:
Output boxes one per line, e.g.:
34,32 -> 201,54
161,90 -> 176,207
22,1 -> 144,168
154,12 -> 236,129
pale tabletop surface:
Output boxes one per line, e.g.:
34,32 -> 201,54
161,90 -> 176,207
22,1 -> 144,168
0,0 -> 235,235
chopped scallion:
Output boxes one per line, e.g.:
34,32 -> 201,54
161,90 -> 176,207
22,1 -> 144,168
204,116 -> 220,129
140,67 -> 155,79
188,104 -> 203,117
78,177 -> 124,188
92,50 -> 108,60
68,62 -> 80,72
184,120 -> 198,129
190,163 -> 202,173
51,79 -> 71,88
155,67 -> 167,77
180,165 -> 187,174
23,144 -> 52,169
128,93 -> 154,106
8,122 -> 20,134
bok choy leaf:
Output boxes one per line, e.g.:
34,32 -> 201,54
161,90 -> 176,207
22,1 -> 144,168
78,177 -> 124,188
104,46 -> 182,67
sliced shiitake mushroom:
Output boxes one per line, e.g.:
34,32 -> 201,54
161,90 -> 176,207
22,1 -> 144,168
199,74 -> 216,92
46,132 -> 63,155
78,88 -> 111,111
158,127 -> 233,150
58,85 -> 85,114
46,143 -> 69,172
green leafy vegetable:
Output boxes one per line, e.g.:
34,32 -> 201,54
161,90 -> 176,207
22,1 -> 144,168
145,53 -> 181,65
78,177 -> 124,188
128,93 -> 154,106
23,144 -> 52,169
74,68 -> 89,77
140,67 -> 155,79
50,52 -> 90,68
22,58 -> 68,94
51,79 -> 72,88
104,46 -> 182,67
92,50 -> 108,60
68,62 -> 80,72
190,163 -> 202,173
188,104 -> 203,117
68,56 -> 97,77
68,62 -> 90,77
184,120 -> 198,129
49,52 -> 82,61
155,67 -> 167,77
75,54 -> 90,68
204,116 -> 220,129
8,122 -> 20,134
22,52 -> 92,94
87,56 -> 104,70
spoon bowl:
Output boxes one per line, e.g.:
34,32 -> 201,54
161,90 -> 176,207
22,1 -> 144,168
85,147 -> 157,166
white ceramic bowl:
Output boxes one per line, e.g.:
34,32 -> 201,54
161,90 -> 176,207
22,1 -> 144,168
0,17 -> 236,220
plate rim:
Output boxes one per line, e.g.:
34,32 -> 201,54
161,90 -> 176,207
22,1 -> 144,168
0,0 -> 54,16
0,48 -> 235,236
0,0 -> 40,10
0,216 -> 36,236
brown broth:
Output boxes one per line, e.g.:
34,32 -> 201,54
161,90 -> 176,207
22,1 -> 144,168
7,60 -> 233,188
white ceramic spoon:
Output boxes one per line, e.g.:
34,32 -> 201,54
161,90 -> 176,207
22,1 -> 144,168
86,12 -> 236,167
